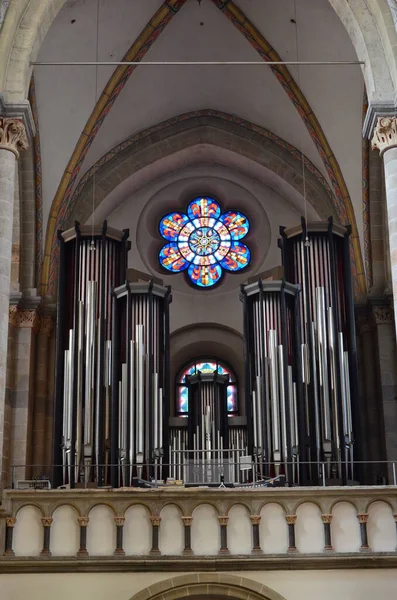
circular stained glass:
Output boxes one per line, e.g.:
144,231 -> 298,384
159,197 -> 251,288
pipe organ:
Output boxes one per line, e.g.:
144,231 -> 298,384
278,218 -> 358,483
240,281 -> 302,483
53,222 -> 129,487
111,281 -> 171,486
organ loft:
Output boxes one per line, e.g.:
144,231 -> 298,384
2,1 -> 397,599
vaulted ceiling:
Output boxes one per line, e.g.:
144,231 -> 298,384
32,0 -> 365,308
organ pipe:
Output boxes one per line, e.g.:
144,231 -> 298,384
241,280 -> 303,483
279,217 -> 359,483
53,222 -> 129,487
111,280 -> 171,486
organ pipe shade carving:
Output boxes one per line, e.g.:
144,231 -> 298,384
240,280 -> 303,484
111,280 -> 171,486
279,217 -> 359,484
53,222 -> 130,487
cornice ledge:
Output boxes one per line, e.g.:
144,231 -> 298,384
0,94 -> 36,139
363,101 -> 397,140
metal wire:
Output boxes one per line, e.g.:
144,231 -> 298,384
30,60 -> 365,66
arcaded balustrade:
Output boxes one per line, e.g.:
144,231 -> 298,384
1,486 -> 397,561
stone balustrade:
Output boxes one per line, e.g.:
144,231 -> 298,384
1,486 -> 397,568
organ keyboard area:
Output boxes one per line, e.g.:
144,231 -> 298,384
52,217 -> 359,488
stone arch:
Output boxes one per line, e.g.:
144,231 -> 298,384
0,0 -> 389,295
127,574 -> 286,600
46,111 -> 338,296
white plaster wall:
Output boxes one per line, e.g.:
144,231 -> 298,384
3,569 -> 397,600
124,505 -> 152,556
51,505 -> 80,556
87,505 -> 116,556
260,503 -> 288,554
295,503 -> 324,553
191,504 -> 220,555
13,506 -> 42,557
159,504 -> 184,555
331,502 -> 361,552
368,501 -> 397,552
227,504 -> 252,555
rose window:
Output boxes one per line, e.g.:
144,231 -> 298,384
158,197 -> 251,288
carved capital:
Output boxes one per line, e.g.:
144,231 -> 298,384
9,307 -> 40,332
114,516 -> 125,527
286,515 -> 297,525
373,305 -> 394,325
250,515 -> 261,525
150,515 -> 161,527
218,515 -> 229,526
321,514 -> 333,524
6,517 -> 16,527
40,316 -> 54,337
357,513 -> 369,524
77,517 -> 89,527
372,116 -> 397,156
182,516 -> 193,526
0,117 -> 28,158
41,517 -> 53,527
356,315 -> 373,335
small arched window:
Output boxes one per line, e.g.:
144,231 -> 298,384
176,359 -> 238,415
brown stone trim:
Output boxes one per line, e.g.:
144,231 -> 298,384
0,553 -> 397,573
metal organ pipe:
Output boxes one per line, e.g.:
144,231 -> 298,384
53,222 -> 130,487
279,218 -> 359,483
112,281 -> 171,484
241,280 -> 302,483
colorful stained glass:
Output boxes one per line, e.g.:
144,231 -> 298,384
177,360 -> 237,414
159,197 -> 250,288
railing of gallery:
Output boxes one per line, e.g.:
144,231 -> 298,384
3,473 -> 397,558
8,456 -> 397,489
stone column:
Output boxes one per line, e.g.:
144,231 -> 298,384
77,516 -> 89,557
114,516 -> 125,556
285,515 -> 297,552
0,118 -> 28,481
4,516 -> 16,556
218,515 -> 229,554
357,513 -> 370,551
32,316 -> 53,477
321,514 -> 333,551
250,514 -> 262,554
150,515 -> 161,555
40,517 -> 53,556
372,118 -> 397,331
181,516 -> 193,555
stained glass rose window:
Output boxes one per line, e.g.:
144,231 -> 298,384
158,196 -> 251,288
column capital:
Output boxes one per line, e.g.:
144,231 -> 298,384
114,516 -> 125,526
321,514 -> 333,524
373,305 -> 394,325
218,515 -> 229,526
150,515 -> 161,526
357,513 -> 369,524
0,117 -> 28,158
40,316 -> 54,337
250,515 -> 261,525
182,516 -> 193,526
371,116 -> 397,156
77,516 -> 89,527
41,517 -> 53,527
286,515 -> 297,525
6,517 -> 16,527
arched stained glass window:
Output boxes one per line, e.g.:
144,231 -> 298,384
159,197 -> 251,288
176,359 -> 238,415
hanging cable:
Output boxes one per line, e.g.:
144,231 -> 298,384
90,0 -> 100,252
293,0 -> 310,247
